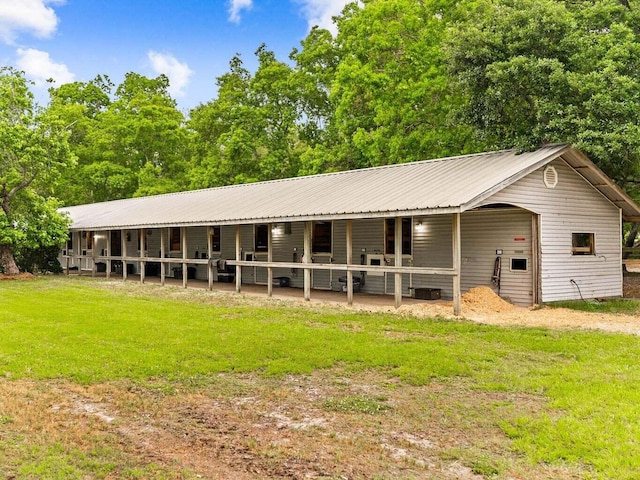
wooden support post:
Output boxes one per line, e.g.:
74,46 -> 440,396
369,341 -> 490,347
267,223 -> 273,297
394,216 -> 402,308
207,226 -> 213,291
181,226 -> 188,289
91,232 -> 96,278
160,228 -> 166,286
346,219 -> 353,306
106,230 -> 111,279
235,225 -> 242,293
140,228 -> 146,284
452,212 -> 461,316
122,230 -> 128,282
303,221 -> 311,301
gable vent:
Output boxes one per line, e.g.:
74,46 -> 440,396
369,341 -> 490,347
543,165 -> 558,189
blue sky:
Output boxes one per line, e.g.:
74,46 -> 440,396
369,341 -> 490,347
0,0 -> 350,112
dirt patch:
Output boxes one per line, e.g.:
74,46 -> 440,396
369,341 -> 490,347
624,274 -> 640,298
0,272 -> 36,281
397,281 -> 640,336
0,373 -> 583,479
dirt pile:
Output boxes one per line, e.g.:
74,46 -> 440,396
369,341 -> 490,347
461,286 -> 516,314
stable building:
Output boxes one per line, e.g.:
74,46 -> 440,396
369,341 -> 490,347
60,144 -> 640,314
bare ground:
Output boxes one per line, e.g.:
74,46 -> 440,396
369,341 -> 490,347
0,371 -> 587,480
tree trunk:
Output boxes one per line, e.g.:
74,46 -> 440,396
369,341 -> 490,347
625,223 -> 639,248
0,244 -> 20,275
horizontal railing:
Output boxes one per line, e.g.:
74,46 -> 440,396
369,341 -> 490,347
62,255 -> 457,277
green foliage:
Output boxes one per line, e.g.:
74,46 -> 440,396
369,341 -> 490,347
15,244 -> 63,274
323,395 -> 392,415
188,46 -> 304,188
48,73 -> 189,204
446,0 -> 640,190
544,297 -> 640,314
326,0 -> 478,170
0,67 -> 74,274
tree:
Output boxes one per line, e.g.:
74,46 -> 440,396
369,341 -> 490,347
49,73 -> 189,204
0,67 -> 74,274
446,0 -> 640,189
325,0 -> 477,171
47,76 -> 115,205
188,47 -> 305,188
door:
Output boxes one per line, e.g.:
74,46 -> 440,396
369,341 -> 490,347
110,230 -> 122,256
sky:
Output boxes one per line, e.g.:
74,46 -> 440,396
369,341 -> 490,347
0,0 -> 351,112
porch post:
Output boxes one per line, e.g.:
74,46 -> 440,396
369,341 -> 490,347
106,230 -> 111,279
452,212 -> 461,316
303,221 -> 311,301
160,228 -> 166,286
394,216 -> 402,308
267,223 -> 273,297
181,226 -> 188,289
235,225 -> 242,293
91,232 -> 96,278
346,219 -> 353,306
207,226 -> 213,291
122,230 -> 128,282
532,214 -> 541,305
140,228 -> 146,284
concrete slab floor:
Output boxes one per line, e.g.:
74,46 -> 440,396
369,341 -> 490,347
67,271 -> 441,310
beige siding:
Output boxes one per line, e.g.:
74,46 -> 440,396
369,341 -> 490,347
482,159 -> 622,302
412,214 -> 454,296
461,210 -> 533,306
412,211 -> 534,305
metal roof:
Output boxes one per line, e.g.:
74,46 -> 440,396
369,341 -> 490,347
62,144 -> 640,230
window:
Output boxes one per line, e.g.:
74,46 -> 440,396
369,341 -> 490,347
211,226 -> 221,253
110,230 -> 122,256
572,233 -> 594,255
511,258 -> 528,271
312,222 -> 332,253
85,231 -> 94,251
385,218 -> 412,255
255,224 -> 269,252
170,227 -> 181,252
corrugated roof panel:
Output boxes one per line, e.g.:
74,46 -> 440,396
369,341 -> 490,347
62,144 -> 640,229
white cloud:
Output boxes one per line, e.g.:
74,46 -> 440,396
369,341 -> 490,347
16,47 -> 74,85
228,0 -> 252,23
295,0 -> 352,35
147,50 -> 193,98
0,0 -> 63,44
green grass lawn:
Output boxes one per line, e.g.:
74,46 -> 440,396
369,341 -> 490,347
2,276 -> 640,478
